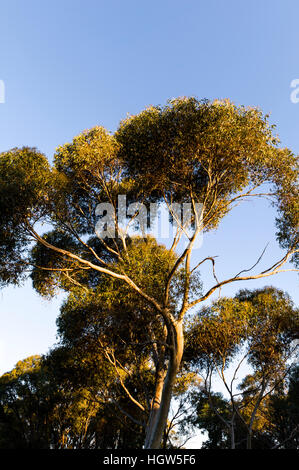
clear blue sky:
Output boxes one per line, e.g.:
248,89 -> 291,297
0,0 -> 298,377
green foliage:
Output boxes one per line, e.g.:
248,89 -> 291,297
187,391 -> 233,449
0,356 -> 52,448
109,236 -> 201,310
185,297 -> 252,367
0,147 -> 50,286
52,126 -> 122,235
268,365 -> 299,448
185,287 -> 298,372
0,97 -> 298,449
1,97 -> 297,290
0,349 -> 146,449
184,287 -> 298,449
116,97 -> 298,236
30,230 -> 83,297
186,366 -> 299,449
236,287 -> 299,370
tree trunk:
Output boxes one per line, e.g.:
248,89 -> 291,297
144,320 -> 184,449
246,384 -> 266,449
144,366 -> 166,447
231,418 -> 235,449
247,432 -> 252,450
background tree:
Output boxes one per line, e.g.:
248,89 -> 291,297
184,366 -> 299,449
0,348 -> 147,449
264,365 -> 299,448
185,390 -> 236,449
0,98 -> 298,448
185,287 -> 299,449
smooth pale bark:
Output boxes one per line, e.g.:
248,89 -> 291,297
144,367 -> 166,448
144,320 -> 184,449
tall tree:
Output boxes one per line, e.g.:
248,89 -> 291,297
0,98 -> 298,448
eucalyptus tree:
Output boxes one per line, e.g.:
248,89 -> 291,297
185,287 -> 299,449
0,98 -> 298,448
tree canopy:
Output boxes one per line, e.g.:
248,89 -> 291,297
0,97 -> 298,448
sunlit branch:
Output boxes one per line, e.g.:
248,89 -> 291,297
189,248 -> 299,309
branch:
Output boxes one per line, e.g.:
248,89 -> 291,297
189,248 -> 299,309
234,243 -> 269,278
99,343 -> 146,413
112,400 -> 146,428
25,221 -> 167,317
272,425 -> 299,449
62,271 -> 90,293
